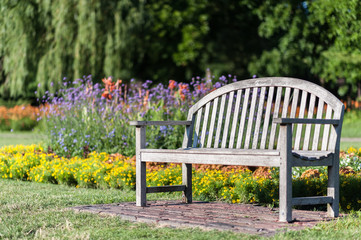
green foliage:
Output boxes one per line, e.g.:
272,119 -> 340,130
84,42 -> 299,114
0,0 -> 263,99
1,0 -> 361,100
249,0 -> 361,99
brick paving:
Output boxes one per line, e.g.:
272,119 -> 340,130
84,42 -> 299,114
71,201 -> 343,236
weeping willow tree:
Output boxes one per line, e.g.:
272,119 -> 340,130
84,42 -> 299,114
3,0 -> 303,100
0,0 -> 41,98
0,0 -> 147,98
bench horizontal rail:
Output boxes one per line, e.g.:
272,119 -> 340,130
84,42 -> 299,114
129,121 -> 192,126
140,150 -> 281,167
273,118 -> 340,125
143,148 -> 281,156
292,196 -> 333,206
146,185 -> 186,193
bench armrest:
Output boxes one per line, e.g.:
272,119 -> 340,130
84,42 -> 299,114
129,120 -> 192,127
273,118 -> 340,125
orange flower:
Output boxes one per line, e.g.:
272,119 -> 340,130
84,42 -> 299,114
168,80 -> 176,90
178,83 -> 188,101
197,83 -> 206,90
102,77 -> 115,91
143,90 -> 149,106
102,91 -> 112,100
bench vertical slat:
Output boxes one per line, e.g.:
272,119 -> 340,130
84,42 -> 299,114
328,106 -> 343,151
183,114 -> 195,148
277,87 -> 291,149
268,87 -> 283,149
200,102 -> 211,147
281,88 -> 291,118
207,98 -> 219,148
192,108 -> 203,147
290,89 -> 300,118
236,88 -> 250,148
294,90 -> 308,150
244,87 -> 259,149
321,105 -> 333,150
222,92 -> 235,148
303,94 -> 316,150
312,99 -> 324,150
214,94 -> 227,148
252,87 -> 266,149
260,87 -> 274,149
229,90 -> 242,148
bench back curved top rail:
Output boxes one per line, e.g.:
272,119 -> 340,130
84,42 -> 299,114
184,77 -> 344,151
188,77 -> 343,115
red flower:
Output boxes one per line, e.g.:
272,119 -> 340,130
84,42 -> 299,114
168,80 -> 176,90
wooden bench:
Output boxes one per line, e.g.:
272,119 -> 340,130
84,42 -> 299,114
130,77 -> 344,222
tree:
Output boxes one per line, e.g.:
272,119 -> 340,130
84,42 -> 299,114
310,0 -> 361,99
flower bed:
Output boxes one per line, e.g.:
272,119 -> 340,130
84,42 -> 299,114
1,145 -> 361,212
0,105 -> 41,131
40,75 -> 233,157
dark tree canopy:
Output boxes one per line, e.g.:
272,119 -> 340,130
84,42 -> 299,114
0,0 -> 360,100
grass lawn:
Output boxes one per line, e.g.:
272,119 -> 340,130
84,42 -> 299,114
0,179 -> 361,239
0,131 -> 46,147
340,141 -> 361,151
341,112 -> 361,138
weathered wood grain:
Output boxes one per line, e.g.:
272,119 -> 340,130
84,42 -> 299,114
222,92 -> 234,148
229,90 -> 242,148
260,87 -> 274,149
131,77 -> 344,223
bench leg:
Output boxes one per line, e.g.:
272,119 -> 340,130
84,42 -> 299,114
136,126 -> 146,207
327,163 -> 339,217
279,124 -> 293,222
279,161 -> 292,222
136,161 -> 147,207
182,163 -> 192,203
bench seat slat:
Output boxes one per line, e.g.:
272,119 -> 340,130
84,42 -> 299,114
141,148 -> 280,155
141,150 -> 281,166
140,148 -> 333,166
292,150 -> 333,160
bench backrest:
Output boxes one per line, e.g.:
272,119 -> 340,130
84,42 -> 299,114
183,77 -> 344,151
